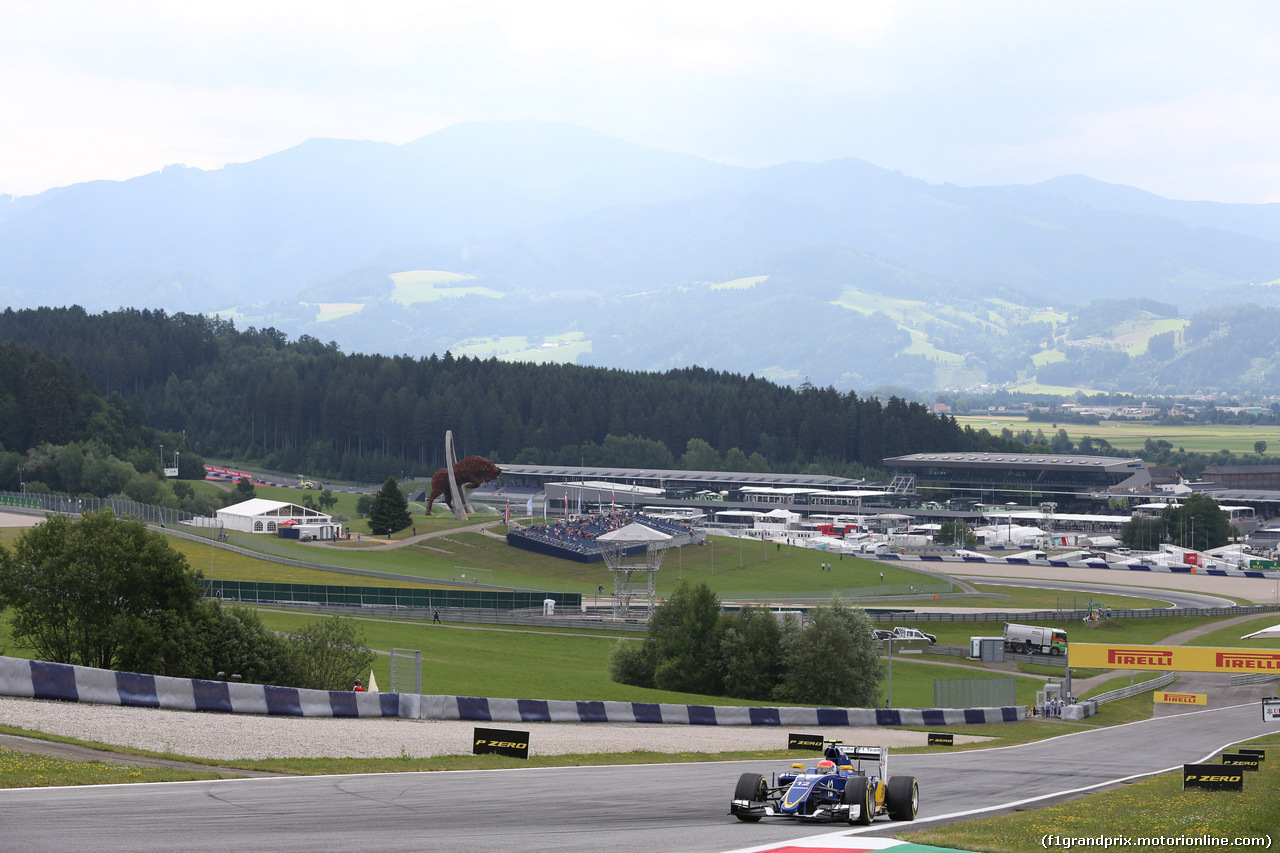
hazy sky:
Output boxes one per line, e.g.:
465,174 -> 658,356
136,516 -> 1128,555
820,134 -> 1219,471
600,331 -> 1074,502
4,1 -> 1280,203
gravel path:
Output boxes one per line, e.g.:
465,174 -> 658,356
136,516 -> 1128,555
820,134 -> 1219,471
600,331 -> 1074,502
0,696 -> 988,762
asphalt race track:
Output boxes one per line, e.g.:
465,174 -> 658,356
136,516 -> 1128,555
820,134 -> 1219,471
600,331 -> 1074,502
954,575 -> 1239,609
3,701 -> 1275,853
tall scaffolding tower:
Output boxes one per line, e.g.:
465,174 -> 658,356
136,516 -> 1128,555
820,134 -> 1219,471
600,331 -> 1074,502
597,522 -> 673,619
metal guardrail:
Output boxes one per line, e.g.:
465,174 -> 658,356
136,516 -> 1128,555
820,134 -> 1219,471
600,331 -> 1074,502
1089,672 -> 1176,704
875,604 -> 1280,624
719,583 -> 952,601
1227,672 -> 1280,686
253,601 -> 651,631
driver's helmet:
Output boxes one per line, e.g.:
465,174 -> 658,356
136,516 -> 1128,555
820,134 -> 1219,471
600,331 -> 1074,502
816,759 -> 836,775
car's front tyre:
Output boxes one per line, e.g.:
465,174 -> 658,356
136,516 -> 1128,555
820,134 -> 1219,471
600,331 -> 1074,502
843,777 -> 874,825
886,775 -> 918,821
732,772 -> 766,822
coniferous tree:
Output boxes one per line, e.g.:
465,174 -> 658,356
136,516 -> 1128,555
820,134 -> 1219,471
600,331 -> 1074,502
368,476 -> 412,535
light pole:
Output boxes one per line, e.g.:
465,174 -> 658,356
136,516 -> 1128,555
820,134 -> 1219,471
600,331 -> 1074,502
885,637 -> 895,708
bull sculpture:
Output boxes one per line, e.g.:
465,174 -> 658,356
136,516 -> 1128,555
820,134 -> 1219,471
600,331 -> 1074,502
426,455 -> 502,514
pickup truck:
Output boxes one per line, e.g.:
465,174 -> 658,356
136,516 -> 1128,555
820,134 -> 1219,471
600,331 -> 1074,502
890,627 -> 936,645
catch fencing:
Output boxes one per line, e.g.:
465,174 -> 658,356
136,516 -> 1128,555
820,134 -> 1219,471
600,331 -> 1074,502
928,644 -> 1068,669
205,579 -> 581,611
0,489 -> 208,530
934,676 -> 1017,709
389,648 -> 422,695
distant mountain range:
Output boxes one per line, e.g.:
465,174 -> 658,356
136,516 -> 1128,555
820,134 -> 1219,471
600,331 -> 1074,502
3,120 -> 1279,394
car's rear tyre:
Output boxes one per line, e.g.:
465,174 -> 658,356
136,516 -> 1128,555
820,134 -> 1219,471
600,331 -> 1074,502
843,777 -> 874,825
733,773 -> 766,822
886,775 -> 918,821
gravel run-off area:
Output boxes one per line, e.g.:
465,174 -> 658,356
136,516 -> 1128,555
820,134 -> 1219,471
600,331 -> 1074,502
0,696 -> 990,762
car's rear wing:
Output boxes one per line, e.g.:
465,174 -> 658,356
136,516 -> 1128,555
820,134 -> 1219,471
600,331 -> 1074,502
846,746 -> 883,760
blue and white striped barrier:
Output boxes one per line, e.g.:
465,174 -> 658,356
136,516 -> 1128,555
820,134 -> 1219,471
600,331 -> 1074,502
0,656 -> 416,718
0,656 -> 1023,725
422,695 -> 1023,726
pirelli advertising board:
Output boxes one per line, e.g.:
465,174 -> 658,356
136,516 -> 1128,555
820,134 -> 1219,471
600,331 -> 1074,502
1183,763 -> 1244,791
1221,752 -> 1261,770
473,727 -> 530,760
1154,691 -> 1207,706
788,733 -> 825,751
1071,643 -> 1280,674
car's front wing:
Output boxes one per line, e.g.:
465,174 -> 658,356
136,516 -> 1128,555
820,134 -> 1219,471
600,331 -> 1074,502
730,799 -> 859,822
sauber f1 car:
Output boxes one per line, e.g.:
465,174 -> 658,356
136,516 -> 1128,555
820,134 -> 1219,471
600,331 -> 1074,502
730,740 -> 918,825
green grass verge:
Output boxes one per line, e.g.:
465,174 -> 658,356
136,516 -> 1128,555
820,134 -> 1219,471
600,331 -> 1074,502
0,745 -> 228,787
901,736 -> 1280,852
1183,613 -> 1280,648
969,584 -> 1173,610
1074,671 -> 1168,701
255,609 -> 764,705
175,523 -> 946,599
878,659 -> 1041,707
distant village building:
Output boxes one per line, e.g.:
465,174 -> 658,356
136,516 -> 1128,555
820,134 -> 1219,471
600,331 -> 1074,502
1201,465 -> 1280,491
1145,466 -> 1185,490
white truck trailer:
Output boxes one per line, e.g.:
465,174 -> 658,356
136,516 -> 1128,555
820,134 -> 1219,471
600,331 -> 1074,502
1003,622 -> 1068,655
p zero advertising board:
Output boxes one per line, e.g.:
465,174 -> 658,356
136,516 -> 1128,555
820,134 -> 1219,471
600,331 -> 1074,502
1221,752 -> 1261,770
473,727 -> 530,759
788,733 -> 825,751
1182,763 -> 1244,791
1071,643 -> 1280,674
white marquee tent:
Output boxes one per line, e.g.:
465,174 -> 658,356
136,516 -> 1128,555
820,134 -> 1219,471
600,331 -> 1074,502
215,499 -> 335,535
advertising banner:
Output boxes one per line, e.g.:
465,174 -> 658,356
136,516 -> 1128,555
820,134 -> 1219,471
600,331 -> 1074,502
1264,698 -> 1280,723
927,733 -> 955,746
1221,752 -> 1261,770
788,733 -> 824,751
1154,691 -> 1207,705
1071,643 -> 1280,674
472,727 -> 530,759
1182,763 -> 1244,791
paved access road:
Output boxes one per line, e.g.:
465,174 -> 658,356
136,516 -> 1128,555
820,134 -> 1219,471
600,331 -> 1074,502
3,701 -> 1275,853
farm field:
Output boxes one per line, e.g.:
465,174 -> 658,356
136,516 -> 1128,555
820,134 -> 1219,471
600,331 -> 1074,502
954,414 -> 1280,454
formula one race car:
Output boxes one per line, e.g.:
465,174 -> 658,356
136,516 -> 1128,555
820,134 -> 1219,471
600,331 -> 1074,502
730,740 -> 918,825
